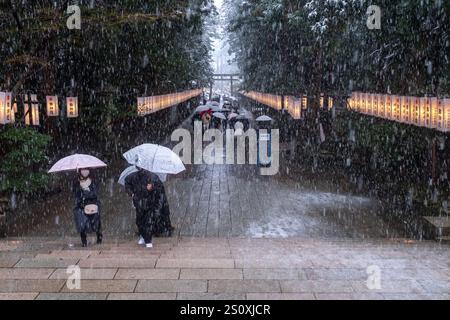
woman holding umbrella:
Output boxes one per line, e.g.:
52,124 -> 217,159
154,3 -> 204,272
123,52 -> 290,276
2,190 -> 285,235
48,154 -> 107,247
73,168 -> 102,247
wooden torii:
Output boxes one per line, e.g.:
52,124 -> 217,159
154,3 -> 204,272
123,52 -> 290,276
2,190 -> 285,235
209,74 -> 241,98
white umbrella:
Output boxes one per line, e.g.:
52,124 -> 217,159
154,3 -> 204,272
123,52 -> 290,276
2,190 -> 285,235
118,166 -> 167,186
123,144 -> 185,175
256,115 -> 273,122
228,112 -> 239,120
48,154 -> 107,173
210,105 -> 221,112
213,112 -> 227,120
195,105 -> 211,113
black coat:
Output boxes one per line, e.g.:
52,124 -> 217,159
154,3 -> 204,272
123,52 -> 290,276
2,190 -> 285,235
73,179 -> 99,209
72,178 -> 101,234
125,170 -> 172,236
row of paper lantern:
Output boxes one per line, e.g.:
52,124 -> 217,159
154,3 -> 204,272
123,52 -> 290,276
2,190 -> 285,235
349,92 -> 450,132
137,89 -> 203,116
241,91 -> 333,120
241,91 -> 283,112
0,92 -> 79,126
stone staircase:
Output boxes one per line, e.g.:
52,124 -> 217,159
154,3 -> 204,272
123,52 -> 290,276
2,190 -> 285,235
0,236 -> 449,300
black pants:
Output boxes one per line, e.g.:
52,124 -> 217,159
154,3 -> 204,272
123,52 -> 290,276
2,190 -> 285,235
136,208 -> 156,244
80,215 -> 102,244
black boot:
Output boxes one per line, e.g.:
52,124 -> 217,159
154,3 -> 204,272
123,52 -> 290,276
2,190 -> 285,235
96,232 -> 103,244
81,233 -> 87,247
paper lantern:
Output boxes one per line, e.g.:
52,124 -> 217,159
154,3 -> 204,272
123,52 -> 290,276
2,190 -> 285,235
276,95 -> 282,111
419,97 -> 431,127
355,92 -> 362,112
377,94 -> 385,117
430,97 -> 439,129
66,97 -> 78,118
0,92 -> 13,124
30,94 -> 40,126
348,93 -> 355,110
22,94 -> 39,126
153,96 -> 161,112
320,95 -> 324,110
400,96 -> 410,124
0,92 -> 6,124
292,99 -> 302,120
372,94 -> 379,117
410,96 -> 420,126
392,95 -> 401,122
23,94 -> 30,125
328,97 -> 334,110
443,99 -> 450,132
385,95 -> 392,120
46,96 -> 59,117
149,96 -> 155,114
137,97 -> 145,116
367,94 -> 374,115
283,96 -> 289,112
5,92 -> 14,123
302,95 -> 308,110
287,96 -> 296,116
361,93 -> 368,114
435,98 -> 445,131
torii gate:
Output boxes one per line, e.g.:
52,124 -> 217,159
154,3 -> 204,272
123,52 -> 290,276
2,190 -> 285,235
209,74 -> 241,98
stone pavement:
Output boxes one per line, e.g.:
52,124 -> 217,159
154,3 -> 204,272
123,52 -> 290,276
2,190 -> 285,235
9,162 -> 407,240
0,237 -> 449,300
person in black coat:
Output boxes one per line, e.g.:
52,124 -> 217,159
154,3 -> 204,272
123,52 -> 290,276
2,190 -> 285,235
125,168 -> 174,248
72,169 -> 102,247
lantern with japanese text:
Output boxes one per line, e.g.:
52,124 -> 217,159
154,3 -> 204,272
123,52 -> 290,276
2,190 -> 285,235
385,95 -> 393,120
430,97 -> 439,129
66,97 -> 79,118
411,96 -> 420,126
5,92 -> 13,123
372,94 -> 379,117
7,93 -> 15,123
400,96 -> 410,124
419,97 -> 431,127
302,95 -> 308,110
435,98 -> 445,131
46,96 -> 59,117
443,99 -> 450,132
392,95 -> 401,122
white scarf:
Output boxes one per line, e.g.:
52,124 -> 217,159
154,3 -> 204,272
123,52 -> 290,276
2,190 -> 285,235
79,178 -> 92,191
